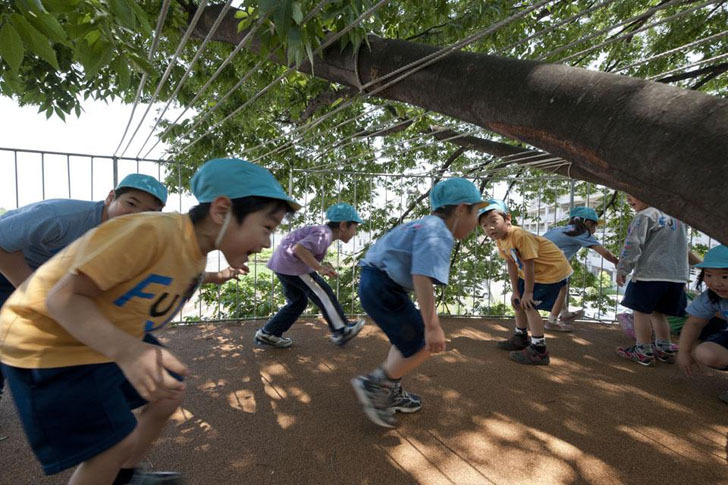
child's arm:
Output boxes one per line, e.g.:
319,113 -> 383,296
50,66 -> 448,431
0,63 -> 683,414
688,251 -> 702,266
413,274 -> 445,354
203,266 -> 247,284
677,315 -> 710,377
293,243 -> 337,277
506,259 -> 521,308
46,272 -> 188,401
590,245 -> 619,265
0,247 -> 33,287
520,259 -> 538,310
616,215 -> 650,285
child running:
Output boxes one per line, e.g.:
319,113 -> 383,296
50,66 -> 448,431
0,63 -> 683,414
352,178 -> 485,428
254,202 -> 365,348
678,244 -> 728,402
481,199 -> 572,365
0,158 -> 299,484
615,194 -> 692,366
0,174 -> 167,401
542,206 -> 619,331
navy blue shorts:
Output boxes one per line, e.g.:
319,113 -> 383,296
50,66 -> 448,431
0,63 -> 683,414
621,280 -> 686,316
517,278 -> 568,311
358,266 -> 425,358
1,333 -> 177,475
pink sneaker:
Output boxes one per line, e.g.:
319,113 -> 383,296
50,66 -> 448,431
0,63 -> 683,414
616,345 -> 655,367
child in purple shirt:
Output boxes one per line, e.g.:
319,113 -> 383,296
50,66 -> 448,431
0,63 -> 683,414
254,203 -> 366,348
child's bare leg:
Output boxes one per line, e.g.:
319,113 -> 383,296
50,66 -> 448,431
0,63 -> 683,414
514,306 -> 529,332
121,392 -> 185,469
383,345 -> 430,380
695,342 -> 728,369
633,311 -> 653,349
549,286 -> 568,320
525,308 -> 545,336
650,312 -> 670,341
69,428 -> 138,485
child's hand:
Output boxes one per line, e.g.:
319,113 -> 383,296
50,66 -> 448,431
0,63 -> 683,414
521,292 -> 538,310
117,342 -> 188,402
616,273 -> 627,287
425,323 -> 446,354
318,263 -> 338,278
511,293 -> 521,309
678,351 -> 699,378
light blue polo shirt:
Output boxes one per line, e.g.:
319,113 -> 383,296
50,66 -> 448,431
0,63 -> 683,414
686,290 -> 728,321
543,225 -> 601,261
360,215 -> 454,291
0,199 -> 105,269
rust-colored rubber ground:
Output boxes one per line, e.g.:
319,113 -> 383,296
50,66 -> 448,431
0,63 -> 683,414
1,318 -> 727,484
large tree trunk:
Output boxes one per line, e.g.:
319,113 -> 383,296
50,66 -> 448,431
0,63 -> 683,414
194,6 -> 728,243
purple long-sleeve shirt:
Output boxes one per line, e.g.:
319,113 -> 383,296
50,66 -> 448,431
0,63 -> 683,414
267,225 -> 333,275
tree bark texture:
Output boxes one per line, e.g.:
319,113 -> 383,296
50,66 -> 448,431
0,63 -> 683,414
194,5 -> 728,243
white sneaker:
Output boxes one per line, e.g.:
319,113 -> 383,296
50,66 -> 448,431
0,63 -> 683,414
559,309 -> 584,322
254,328 -> 293,348
331,319 -> 365,346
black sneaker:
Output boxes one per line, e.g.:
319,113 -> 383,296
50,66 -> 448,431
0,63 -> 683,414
129,470 -> 182,484
496,333 -> 530,351
390,382 -> 422,413
331,319 -> 365,346
351,374 -> 396,428
653,346 -> 676,364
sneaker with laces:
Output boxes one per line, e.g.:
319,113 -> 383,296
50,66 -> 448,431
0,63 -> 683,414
331,319 -> 365,346
616,345 -> 655,367
653,346 -> 676,364
254,328 -> 293,348
390,382 -> 422,413
560,309 -> 584,322
351,374 -> 396,428
509,345 -> 550,365
496,332 -> 530,350
545,320 -> 574,332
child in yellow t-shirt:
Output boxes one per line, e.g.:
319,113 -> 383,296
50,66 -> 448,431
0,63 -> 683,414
480,199 -> 572,365
0,158 -> 299,484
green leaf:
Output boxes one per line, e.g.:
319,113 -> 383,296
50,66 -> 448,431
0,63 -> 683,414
10,14 -> 59,69
76,38 -> 113,77
26,11 -> 69,45
128,1 -> 152,34
111,55 -> 130,91
0,22 -> 25,72
109,0 -> 135,30
43,0 -> 81,13
292,2 -> 304,25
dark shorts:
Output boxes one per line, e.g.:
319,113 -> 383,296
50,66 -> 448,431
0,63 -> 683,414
358,266 -> 425,358
517,278 -> 568,312
620,280 -> 686,316
1,333 -> 177,475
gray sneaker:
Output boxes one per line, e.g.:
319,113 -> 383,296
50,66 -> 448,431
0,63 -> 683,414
351,374 -> 396,428
331,319 -> 365,346
254,328 -> 293,348
391,382 -> 422,413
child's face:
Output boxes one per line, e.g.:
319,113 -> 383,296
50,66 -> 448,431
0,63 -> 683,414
703,268 -> 728,299
339,222 -> 358,243
479,211 -> 510,240
106,190 -> 164,218
451,204 -> 479,240
219,207 -> 287,269
585,220 -> 598,234
625,194 -> 648,212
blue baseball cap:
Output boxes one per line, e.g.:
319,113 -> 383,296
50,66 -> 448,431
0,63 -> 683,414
190,158 -> 301,210
325,203 -> 363,223
695,245 -> 728,269
430,178 -> 486,211
116,173 -> 168,205
570,206 -> 599,222
478,198 -> 510,218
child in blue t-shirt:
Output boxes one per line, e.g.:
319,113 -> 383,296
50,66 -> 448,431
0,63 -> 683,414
542,206 -> 618,331
352,178 -> 485,428
678,245 -> 728,402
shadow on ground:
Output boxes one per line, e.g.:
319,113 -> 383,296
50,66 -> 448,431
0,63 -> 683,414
2,318 -> 727,484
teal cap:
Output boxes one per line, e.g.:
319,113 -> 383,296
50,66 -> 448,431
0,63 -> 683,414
116,174 -> 168,205
570,206 -> 599,222
430,178 -> 486,211
190,158 -> 301,210
695,245 -> 728,269
479,198 -> 510,217
325,203 -> 363,223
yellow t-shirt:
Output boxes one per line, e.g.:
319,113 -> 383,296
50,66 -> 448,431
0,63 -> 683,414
496,226 -> 572,284
0,212 -> 206,368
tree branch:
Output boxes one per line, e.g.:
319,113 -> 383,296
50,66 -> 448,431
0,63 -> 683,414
657,62 -> 728,84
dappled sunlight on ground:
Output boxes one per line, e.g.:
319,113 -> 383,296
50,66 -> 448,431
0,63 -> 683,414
2,318 -> 727,484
